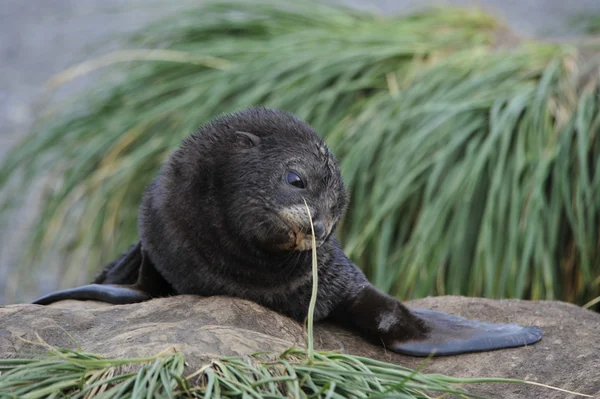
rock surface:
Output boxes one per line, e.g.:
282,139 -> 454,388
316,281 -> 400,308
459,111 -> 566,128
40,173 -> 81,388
1,295 -> 599,398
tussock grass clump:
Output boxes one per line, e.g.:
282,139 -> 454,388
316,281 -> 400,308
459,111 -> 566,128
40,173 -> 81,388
1,345 -> 592,398
0,349 -> 478,399
0,347 -> 479,399
0,0 -> 599,307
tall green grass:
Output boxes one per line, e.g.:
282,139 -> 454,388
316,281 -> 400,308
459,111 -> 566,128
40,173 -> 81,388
0,0 -> 599,307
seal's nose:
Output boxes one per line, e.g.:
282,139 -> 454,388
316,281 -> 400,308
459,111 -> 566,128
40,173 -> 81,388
312,221 -> 326,240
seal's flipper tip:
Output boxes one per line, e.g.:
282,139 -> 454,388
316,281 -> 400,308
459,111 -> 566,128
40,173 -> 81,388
33,284 -> 151,305
391,308 -> 543,357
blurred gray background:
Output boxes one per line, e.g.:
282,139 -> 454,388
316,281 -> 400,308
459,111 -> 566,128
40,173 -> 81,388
1,0 -> 600,303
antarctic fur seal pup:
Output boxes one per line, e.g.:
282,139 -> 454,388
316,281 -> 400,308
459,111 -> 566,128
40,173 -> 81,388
34,107 -> 542,356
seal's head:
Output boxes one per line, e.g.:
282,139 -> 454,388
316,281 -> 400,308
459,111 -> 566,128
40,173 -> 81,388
161,107 -> 348,254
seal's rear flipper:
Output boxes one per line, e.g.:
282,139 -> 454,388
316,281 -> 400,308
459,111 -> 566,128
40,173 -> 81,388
33,284 -> 151,305
33,241 -> 175,306
392,308 -> 543,357
94,242 -> 143,285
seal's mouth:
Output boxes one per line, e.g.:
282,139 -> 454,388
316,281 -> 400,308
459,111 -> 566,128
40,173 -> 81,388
292,231 -> 325,251
275,215 -> 325,252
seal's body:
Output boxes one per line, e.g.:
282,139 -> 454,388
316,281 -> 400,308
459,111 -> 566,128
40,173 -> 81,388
34,107 -> 542,356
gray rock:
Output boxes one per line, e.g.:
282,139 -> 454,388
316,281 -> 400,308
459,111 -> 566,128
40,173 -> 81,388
1,295 -> 598,398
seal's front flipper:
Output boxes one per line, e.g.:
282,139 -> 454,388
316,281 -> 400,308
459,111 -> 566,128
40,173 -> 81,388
332,284 -> 542,357
391,308 -> 543,357
33,284 -> 151,305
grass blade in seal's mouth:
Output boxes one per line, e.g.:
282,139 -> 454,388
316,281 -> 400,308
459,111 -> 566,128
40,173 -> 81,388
303,198 -> 318,361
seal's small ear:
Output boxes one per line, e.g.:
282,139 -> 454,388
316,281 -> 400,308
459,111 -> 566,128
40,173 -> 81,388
234,131 -> 260,148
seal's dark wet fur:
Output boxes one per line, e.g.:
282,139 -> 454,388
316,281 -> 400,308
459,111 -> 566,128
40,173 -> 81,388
34,107 -> 543,356
94,107 -> 425,337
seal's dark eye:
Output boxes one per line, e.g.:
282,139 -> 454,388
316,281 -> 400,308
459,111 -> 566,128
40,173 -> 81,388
286,171 -> 305,189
